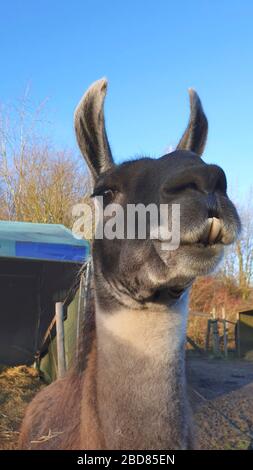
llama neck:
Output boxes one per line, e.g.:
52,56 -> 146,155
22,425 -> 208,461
94,295 -> 190,450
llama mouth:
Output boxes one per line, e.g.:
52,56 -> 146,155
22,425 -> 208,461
181,217 -> 224,249
187,242 -> 224,255
155,217 -> 223,247
198,217 -> 222,245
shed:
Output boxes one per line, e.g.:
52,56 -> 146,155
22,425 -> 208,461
0,221 -> 89,367
237,310 -> 253,359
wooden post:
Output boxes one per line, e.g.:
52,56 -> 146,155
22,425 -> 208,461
34,280 -> 42,371
222,307 -> 228,358
76,274 -> 84,359
205,319 -> 211,352
212,320 -> 220,356
221,307 -> 225,320
212,307 -> 216,320
55,301 -> 66,378
236,312 -> 241,358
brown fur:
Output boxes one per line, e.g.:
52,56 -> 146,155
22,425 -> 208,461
19,275 -> 102,450
18,371 -> 82,449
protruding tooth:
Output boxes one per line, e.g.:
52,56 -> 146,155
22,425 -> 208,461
208,217 -> 221,243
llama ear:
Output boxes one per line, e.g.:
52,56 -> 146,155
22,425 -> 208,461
74,78 -> 114,182
177,89 -> 208,156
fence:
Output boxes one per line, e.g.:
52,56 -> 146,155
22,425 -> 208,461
187,307 -> 237,357
39,263 -> 89,382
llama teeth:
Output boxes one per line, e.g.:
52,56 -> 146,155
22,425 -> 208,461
208,217 -> 221,243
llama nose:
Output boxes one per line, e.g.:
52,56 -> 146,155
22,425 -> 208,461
204,164 -> 227,194
162,164 -> 227,196
186,164 -> 227,194
206,192 -> 219,218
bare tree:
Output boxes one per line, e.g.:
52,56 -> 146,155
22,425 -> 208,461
222,190 -> 253,299
0,89 -> 88,227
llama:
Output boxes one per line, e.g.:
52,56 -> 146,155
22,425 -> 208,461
18,79 -> 240,450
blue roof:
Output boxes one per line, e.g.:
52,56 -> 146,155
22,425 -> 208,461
0,221 -> 89,263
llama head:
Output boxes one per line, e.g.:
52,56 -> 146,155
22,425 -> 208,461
74,79 -> 240,309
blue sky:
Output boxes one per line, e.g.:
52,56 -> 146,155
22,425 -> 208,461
1,0 -> 252,199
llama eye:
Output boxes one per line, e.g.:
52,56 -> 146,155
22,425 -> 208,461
102,189 -> 115,204
91,188 -> 116,204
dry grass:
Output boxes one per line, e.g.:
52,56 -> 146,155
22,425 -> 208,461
0,365 -> 45,450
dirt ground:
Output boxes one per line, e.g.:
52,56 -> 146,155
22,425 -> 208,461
0,358 -> 252,450
187,357 -> 253,449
